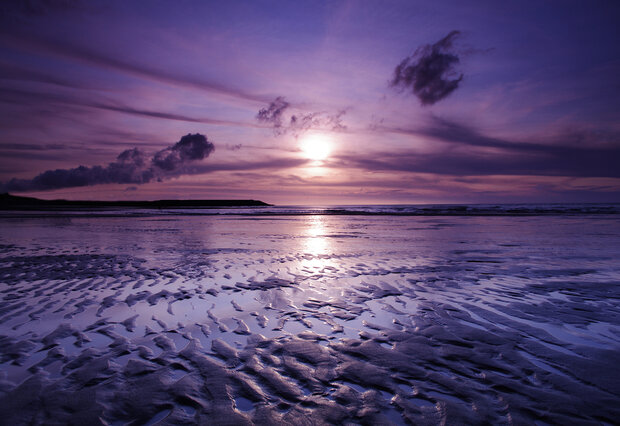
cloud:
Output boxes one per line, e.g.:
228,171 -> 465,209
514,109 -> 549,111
1,133 -> 215,192
0,32 -> 268,104
382,116 -> 620,155
256,96 -> 290,130
1,87 -> 258,128
339,146 -> 620,179
189,157 -> 309,173
152,133 -> 215,171
390,31 -> 463,105
289,109 -> 347,135
256,96 -> 348,136
0,60 -> 85,89
0,142 -> 68,151
352,118 -> 620,178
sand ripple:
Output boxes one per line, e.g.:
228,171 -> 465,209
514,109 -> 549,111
0,215 -> 619,424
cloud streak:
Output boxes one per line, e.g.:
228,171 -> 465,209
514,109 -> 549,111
355,118 -> 620,178
390,31 -> 463,105
190,157 -> 309,173
1,87 -> 261,128
339,147 -> 620,178
382,116 -> 620,155
0,31 -> 269,104
0,60 -> 85,89
1,133 -> 215,192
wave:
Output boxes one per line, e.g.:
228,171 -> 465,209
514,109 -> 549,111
1,203 -> 619,218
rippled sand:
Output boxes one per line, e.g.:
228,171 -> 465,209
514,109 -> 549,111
1,214 -> 619,424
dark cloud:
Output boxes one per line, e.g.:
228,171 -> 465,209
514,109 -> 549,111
256,96 -> 290,130
390,31 -> 463,105
289,109 -> 347,134
288,112 -> 319,133
152,133 -> 215,171
256,97 -> 347,136
1,133 -> 215,192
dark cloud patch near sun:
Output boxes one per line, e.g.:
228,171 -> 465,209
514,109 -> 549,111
1,133 -> 215,192
289,109 -> 347,135
256,96 -> 347,136
256,96 -> 290,131
390,31 -> 463,106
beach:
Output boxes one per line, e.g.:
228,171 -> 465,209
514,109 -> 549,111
1,208 -> 619,424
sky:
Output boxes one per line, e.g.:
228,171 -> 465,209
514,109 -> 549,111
1,0 -> 619,205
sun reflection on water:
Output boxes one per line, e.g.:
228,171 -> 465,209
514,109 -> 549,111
300,216 -> 339,276
305,216 -> 328,253
298,216 -> 349,302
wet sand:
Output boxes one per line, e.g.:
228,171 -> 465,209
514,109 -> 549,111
0,213 -> 619,424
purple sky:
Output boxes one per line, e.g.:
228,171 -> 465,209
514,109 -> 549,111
1,0 -> 619,204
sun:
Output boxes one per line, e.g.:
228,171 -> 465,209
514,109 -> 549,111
300,133 -> 332,161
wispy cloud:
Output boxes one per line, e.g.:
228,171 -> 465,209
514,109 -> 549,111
390,31 -> 463,106
356,118 -> 620,178
256,96 -> 347,136
256,96 -> 290,132
0,60 -> 85,89
1,133 -> 215,192
383,116 -> 620,153
338,147 -> 620,178
190,157 -> 309,173
1,87 -> 261,128
0,32 -> 269,104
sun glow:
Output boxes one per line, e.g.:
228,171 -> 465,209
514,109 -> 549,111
300,133 -> 332,161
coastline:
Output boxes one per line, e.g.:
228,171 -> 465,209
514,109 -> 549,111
0,193 -> 271,210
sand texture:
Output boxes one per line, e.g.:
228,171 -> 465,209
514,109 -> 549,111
0,214 -> 619,424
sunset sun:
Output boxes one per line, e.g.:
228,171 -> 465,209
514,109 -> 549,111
300,133 -> 332,161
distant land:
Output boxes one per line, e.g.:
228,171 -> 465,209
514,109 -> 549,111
0,193 -> 271,210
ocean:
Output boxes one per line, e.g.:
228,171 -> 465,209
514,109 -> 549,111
0,204 -> 619,424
